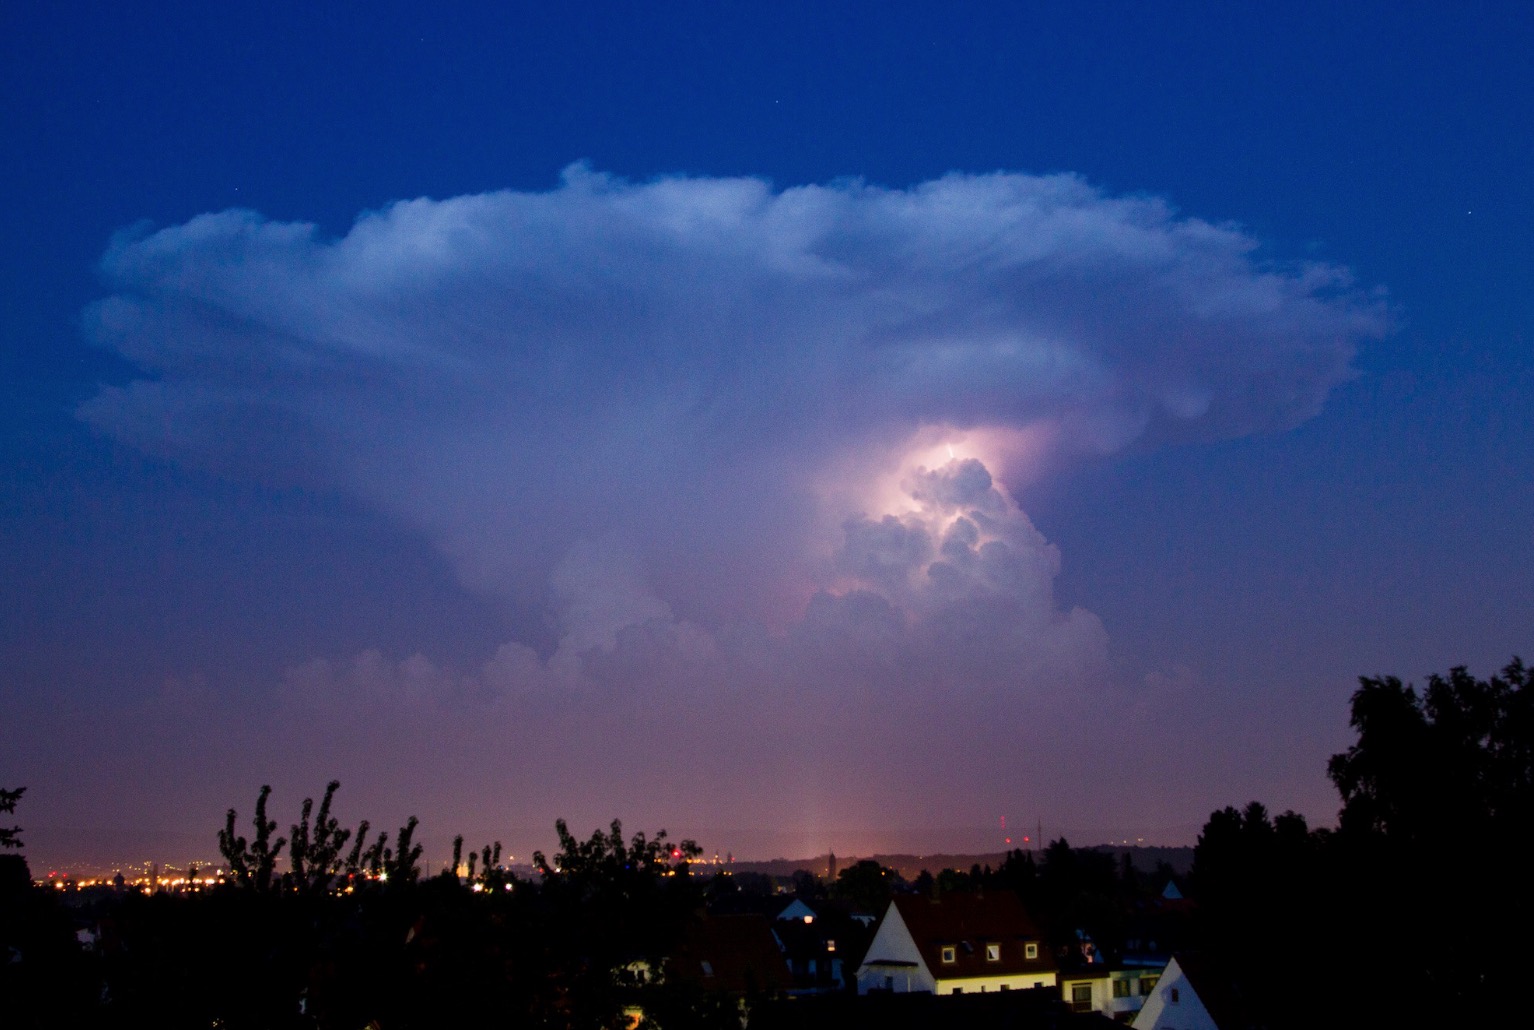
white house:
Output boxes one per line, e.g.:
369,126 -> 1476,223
855,892 -> 1057,995
775,898 -> 817,923
1132,954 -> 1234,1030
1060,967 -> 1158,1021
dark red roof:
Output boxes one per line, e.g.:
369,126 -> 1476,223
889,892 -> 1057,980
668,913 -> 788,995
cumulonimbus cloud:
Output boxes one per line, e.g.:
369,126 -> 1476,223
80,165 -> 1386,697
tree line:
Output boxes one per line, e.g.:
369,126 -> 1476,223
2,656 -> 1528,1028
1187,657 -> 1532,1028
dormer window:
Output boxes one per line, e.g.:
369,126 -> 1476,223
1024,942 -> 1039,960
985,943 -> 1000,962
941,946 -> 957,964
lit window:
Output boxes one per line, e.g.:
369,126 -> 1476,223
985,943 -> 1000,962
1024,942 -> 1039,960
941,946 -> 956,964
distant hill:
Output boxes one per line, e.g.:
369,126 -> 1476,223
728,845 -> 1193,883
1085,844 -> 1194,877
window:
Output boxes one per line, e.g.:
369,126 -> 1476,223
1024,942 -> 1039,960
1140,975 -> 1159,996
1113,978 -> 1131,998
941,946 -> 956,964
1071,983 -> 1092,1013
952,987 -> 963,995
985,943 -> 1000,962
1170,987 -> 1180,1004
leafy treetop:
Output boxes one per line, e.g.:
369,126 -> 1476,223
0,786 -> 23,851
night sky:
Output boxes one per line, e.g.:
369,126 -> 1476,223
3,2 -> 1531,871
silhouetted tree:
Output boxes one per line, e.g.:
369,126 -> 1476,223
829,859 -> 900,913
1322,658 -> 1533,1025
1,787 -> 100,1029
364,828 -> 389,875
471,841 -> 508,890
0,786 -> 30,894
935,865 -> 975,894
0,786 -> 23,851
1329,657 -> 1533,846
790,868 -> 825,901
288,780 -> 352,892
1189,803 -> 1325,1027
1188,658 -> 1534,1029
992,847 -> 1038,898
384,816 -> 423,884
533,819 -> 704,1027
1031,838 -> 1119,957
343,818 -> 372,877
218,784 -> 287,891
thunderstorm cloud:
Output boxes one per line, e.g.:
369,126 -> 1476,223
81,166 -> 1385,708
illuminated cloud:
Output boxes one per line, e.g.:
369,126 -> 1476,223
80,165 -> 1385,700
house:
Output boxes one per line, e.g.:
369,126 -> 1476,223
855,892 -> 1057,995
771,898 -> 859,993
1131,954 -> 1241,1030
1059,967 -> 1159,1022
666,913 -> 789,996
775,898 -> 818,923
1120,879 -> 1192,974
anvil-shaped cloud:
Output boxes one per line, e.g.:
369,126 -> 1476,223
81,166 -> 1385,703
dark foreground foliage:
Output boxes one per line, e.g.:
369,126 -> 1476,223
5,807 -> 712,1030
1189,658 -> 1534,1029
5,657 -> 1528,1029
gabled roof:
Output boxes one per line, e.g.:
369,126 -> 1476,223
667,913 -> 788,995
890,892 -> 1056,981
776,898 -> 817,922
1167,952 -> 1246,1030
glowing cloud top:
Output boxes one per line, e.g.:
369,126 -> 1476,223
82,166 -> 1385,660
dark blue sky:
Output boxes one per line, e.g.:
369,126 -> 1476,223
3,2 -> 1530,869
